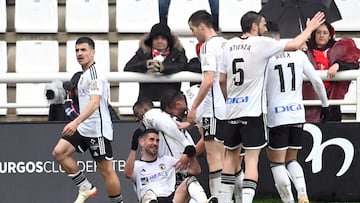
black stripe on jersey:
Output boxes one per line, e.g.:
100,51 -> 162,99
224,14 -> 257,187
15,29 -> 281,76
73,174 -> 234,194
201,41 -> 206,55
161,132 -> 174,156
89,63 -> 104,137
89,64 -> 97,80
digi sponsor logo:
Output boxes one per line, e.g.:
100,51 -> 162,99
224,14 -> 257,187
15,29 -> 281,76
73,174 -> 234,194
274,104 -> 302,113
226,96 -> 249,104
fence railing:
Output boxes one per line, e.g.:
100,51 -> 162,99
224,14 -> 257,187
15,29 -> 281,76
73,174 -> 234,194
0,70 -> 359,121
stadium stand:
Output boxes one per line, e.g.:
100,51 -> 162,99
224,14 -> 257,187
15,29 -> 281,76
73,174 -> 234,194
0,0 -> 6,33
66,40 -> 111,73
331,0 -> 360,31
0,0 -> 359,121
218,0 -> 262,32
65,0 -> 109,33
116,0 -> 160,33
340,38 -> 360,114
167,0 -> 212,35
15,40 -> 59,115
0,41 -> 7,115
14,0 -> 58,33
179,37 -> 199,60
117,39 -> 140,115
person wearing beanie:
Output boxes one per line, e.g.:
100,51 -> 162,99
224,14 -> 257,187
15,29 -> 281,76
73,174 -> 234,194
124,22 -> 188,102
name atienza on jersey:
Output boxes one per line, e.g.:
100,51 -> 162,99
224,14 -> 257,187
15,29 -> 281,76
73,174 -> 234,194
0,160 -> 126,174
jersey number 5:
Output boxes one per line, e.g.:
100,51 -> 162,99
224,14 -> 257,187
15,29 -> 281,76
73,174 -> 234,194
232,58 -> 245,86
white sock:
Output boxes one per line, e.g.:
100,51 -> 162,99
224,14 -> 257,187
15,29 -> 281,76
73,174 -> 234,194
69,171 -> 92,191
242,188 -> 255,203
219,173 -> 235,203
271,163 -> 294,203
142,190 -> 157,203
187,176 -> 207,203
242,179 -> 257,203
209,169 -> 222,197
234,170 -> 244,203
286,160 -> 307,199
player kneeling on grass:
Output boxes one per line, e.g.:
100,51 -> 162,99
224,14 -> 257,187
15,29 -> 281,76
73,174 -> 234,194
124,128 -> 218,203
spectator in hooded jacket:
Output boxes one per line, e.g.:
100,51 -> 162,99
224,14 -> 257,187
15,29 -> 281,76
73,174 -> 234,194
124,22 -> 188,102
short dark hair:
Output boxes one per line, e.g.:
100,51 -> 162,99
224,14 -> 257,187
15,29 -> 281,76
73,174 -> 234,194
132,97 -> 154,113
188,10 -> 213,28
241,11 -> 263,33
75,37 -> 95,50
160,89 -> 185,111
264,21 -> 281,39
143,128 -> 159,136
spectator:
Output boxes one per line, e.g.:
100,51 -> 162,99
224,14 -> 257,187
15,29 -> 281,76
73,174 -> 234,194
159,0 -> 171,24
303,21 -> 360,122
124,22 -> 188,102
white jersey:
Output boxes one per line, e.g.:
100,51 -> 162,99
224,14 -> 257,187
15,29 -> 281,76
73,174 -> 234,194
199,36 -> 227,119
77,64 -> 113,140
132,155 -> 177,200
142,108 -> 195,158
266,50 -> 329,127
221,36 -> 286,119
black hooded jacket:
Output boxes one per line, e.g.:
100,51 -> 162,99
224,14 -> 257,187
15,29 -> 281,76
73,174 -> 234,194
124,33 -> 188,101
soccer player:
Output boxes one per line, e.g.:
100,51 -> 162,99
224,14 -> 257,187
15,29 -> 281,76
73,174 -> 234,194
264,22 -> 329,203
124,128 -> 218,203
219,11 -> 325,203
160,87 -> 245,203
132,98 -> 200,184
187,10 -> 227,198
52,37 -> 123,203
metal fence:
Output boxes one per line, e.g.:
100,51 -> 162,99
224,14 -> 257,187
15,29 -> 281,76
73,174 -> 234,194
1,70 -> 359,120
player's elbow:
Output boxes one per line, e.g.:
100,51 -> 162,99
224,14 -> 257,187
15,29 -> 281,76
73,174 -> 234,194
124,170 -> 133,179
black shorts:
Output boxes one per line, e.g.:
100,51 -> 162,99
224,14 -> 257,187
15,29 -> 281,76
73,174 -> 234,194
157,192 -> 174,203
224,115 -> 267,150
61,130 -> 114,160
201,117 -> 225,142
268,124 -> 304,150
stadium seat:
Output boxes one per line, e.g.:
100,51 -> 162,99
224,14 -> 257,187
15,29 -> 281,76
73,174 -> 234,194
15,40 -> 59,115
332,0 -> 360,31
341,80 -> 357,114
218,0 -> 262,32
14,0 -> 58,33
340,38 -> 360,115
66,0 -> 109,33
66,40 -> 110,73
0,41 -> 7,115
116,0 -> 160,33
0,0 -> 6,33
167,0 -> 212,35
178,37 -> 200,92
117,40 -> 140,115
179,37 -> 199,61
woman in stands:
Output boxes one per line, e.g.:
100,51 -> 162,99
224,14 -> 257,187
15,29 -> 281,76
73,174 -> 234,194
303,21 -> 360,122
